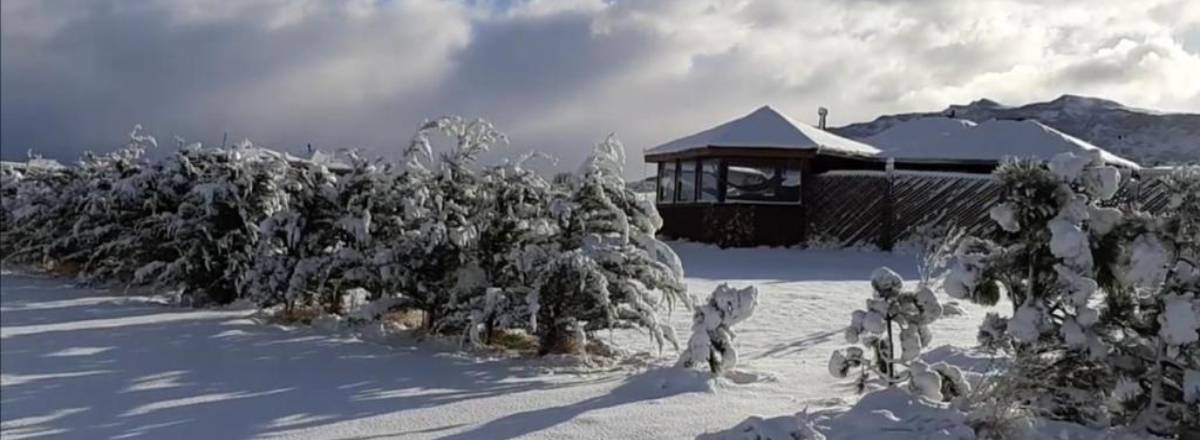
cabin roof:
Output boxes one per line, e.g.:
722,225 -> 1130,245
866,117 -> 1140,169
0,159 -> 67,171
645,106 -> 881,159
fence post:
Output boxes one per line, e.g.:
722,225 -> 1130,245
880,158 -> 896,251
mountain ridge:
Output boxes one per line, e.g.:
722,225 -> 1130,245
831,95 -> 1200,165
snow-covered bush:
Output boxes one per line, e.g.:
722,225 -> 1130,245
941,153 -> 1200,435
244,160 -> 345,310
150,142 -> 291,305
677,283 -> 759,374
373,117 -> 502,332
528,136 -> 688,354
1098,166 -> 1200,434
1,127 -> 169,281
906,223 -> 966,291
3,117 -> 690,363
939,153 -> 1124,423
320,153 -> 391,301
829,267 -> 963,400
465,155 -> 561,346
1,158 -> 74,264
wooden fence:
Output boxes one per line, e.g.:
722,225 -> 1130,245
1109,169 -> 1174,213
659,168 -> 1177,250
807,169 -> 1175,249
807,170 -> 1000,249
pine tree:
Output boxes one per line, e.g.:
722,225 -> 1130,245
1,156 -> 74,264
1100,167 -> 1200,434
944,153 -> 1199,434
531,136 -> 687,354
379,116 -> 503,331
245,159 -> 344,310
942,152 -> 1124,422
154,141 -> 290,305
465,154 -> 561,346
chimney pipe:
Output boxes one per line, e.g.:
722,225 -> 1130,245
817,107 -> 828,130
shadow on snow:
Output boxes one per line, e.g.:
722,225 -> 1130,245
0,274 -> 626,439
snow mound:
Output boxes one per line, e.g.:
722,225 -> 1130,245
721,368 -> 779,385
608,367 -> 716,398
701,388 -> 975,440
866,117 -> 1139,168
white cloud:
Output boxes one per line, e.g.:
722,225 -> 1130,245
2,0 -> 1197,176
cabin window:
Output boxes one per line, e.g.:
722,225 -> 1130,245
781,168 -> 802,202
699,160 -> 720,202
658,161 -> 676,203
678,160 -> 697,202
725,162 -> 802,203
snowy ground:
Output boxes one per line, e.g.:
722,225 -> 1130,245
1,242 -> 1002,439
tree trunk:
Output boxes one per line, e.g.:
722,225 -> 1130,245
885,317 -> 895,381
538,323 -> 578,356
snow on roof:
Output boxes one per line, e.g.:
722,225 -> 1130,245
0,158 -> 67,171
308,150 -> 353,171
646,106 -> 881,157
866,117 -> 1140,169
226,142 -> 353,171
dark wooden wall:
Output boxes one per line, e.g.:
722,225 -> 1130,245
665,170 -> 1001,249
658,203 -> 806,248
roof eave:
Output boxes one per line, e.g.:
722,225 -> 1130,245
645,145 -> 828,162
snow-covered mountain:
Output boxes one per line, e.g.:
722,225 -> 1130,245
831,95 -> 1200,165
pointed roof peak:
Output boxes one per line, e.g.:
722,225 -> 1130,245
646,106 -> 880,157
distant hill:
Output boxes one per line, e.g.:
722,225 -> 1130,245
831,95 -> 1200,165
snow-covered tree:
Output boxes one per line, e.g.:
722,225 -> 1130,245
677,283 -> 759,374
464,154 -> 561,346
324,152 -> 388,296
829,267 -> 963,401
940,152 -> 1125,423
3,117 -> 697,364
529,136 -> 687,354
66,128 -> 185,283
942,152 -> 1198,435
1098,167 -> 1200,434
372,117 -> 502,331
151,141 -> 291,305
1,158 -> 74,264
244,159 -> 344,310
1,126 -> 169,280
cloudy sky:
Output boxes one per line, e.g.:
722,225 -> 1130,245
2,0 -> 1198,176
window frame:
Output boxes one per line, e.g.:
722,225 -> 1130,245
698,158 -> 721,203
722,159 -> 803,205
677,159 -> 698,203
657,161 -> 676,204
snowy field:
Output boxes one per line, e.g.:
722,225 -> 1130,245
1,242 -> 1002,440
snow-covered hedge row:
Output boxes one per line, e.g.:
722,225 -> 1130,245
0,119 -> 689,354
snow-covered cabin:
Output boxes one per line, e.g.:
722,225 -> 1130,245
866,117 -> 1140,173
641,107 -> 1143,249
643,106 -> 883,246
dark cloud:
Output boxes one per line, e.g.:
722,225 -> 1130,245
2,0 -> 1197,177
